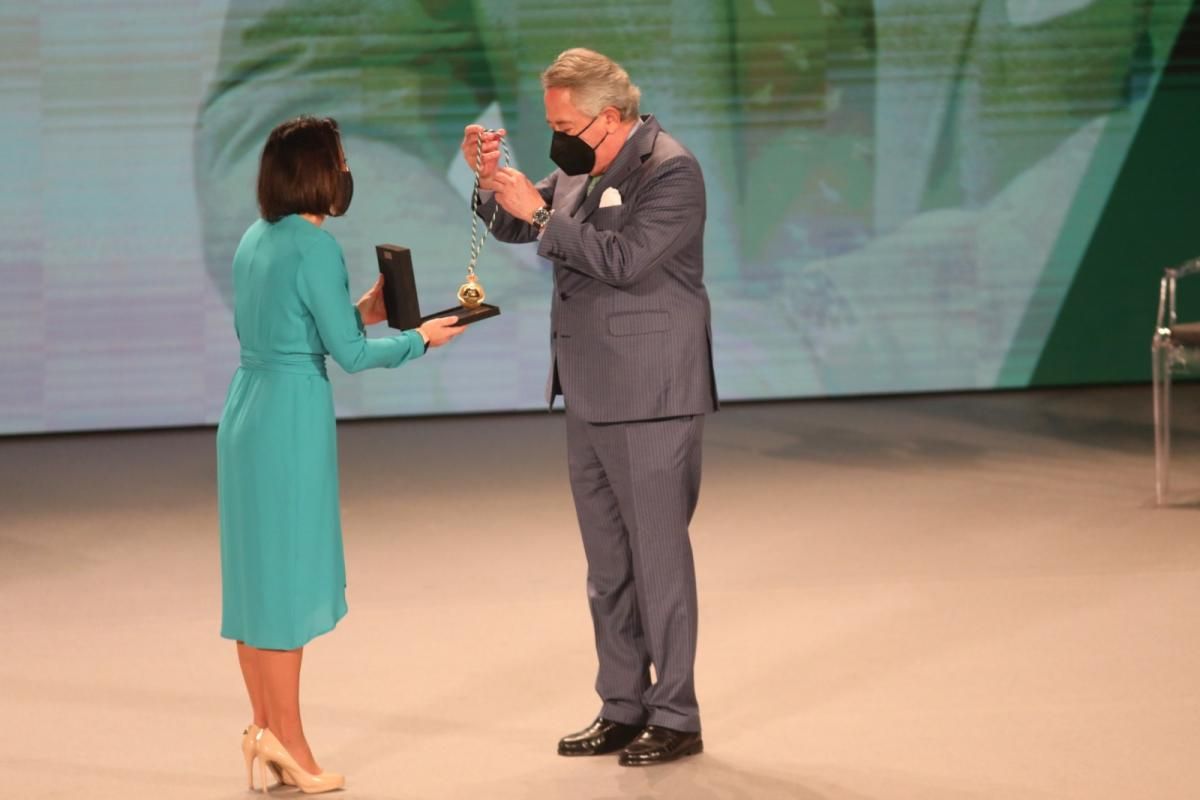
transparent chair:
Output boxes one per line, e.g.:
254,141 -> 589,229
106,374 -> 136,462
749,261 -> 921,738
1152,258 -> 1200,505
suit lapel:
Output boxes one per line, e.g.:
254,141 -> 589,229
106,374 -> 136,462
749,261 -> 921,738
574,115 -> 660,222
561,174 -> 590,216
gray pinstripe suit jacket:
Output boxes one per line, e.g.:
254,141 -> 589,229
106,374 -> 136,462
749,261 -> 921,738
479,115 -> 719,423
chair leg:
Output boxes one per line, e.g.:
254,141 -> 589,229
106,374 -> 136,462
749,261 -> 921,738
1153,342 -> 1172,505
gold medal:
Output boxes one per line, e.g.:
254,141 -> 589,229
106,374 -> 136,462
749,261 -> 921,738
457,274 -> 486,309
460,129 -> 510,312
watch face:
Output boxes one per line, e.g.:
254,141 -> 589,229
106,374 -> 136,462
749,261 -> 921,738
533,207 -> 551,227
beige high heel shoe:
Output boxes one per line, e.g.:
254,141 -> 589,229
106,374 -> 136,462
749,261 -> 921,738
255,728 -> 345,795
242,724 -> 294,789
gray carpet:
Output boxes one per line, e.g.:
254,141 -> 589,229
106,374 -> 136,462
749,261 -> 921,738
1,385 -> 1198,799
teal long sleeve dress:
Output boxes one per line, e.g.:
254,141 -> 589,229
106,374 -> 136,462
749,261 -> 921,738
217,214 -> 425,650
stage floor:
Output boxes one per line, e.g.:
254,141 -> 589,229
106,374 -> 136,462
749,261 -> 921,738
2,385 -> 1199,800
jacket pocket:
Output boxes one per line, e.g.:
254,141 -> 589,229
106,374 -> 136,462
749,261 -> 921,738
607,310 -> 671,337
587,205 -> 624,230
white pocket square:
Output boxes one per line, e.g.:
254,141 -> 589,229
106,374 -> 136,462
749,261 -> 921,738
598,187 -> 622,208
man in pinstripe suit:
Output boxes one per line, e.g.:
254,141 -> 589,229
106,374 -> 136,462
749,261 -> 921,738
464,48 -> 718,766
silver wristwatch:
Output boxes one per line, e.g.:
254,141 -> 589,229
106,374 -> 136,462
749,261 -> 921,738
531,205 -> 553,230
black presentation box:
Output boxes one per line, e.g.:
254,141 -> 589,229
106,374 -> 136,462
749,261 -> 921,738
375,244 -> 500,330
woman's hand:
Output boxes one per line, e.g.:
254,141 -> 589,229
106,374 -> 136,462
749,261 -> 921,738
418,316 -> 467,348
355,276 -> 388,325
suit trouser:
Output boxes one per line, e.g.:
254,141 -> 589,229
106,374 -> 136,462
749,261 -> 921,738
565,410 -> 704,733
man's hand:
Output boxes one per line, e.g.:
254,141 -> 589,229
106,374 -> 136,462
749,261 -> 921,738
461,124 -> 506,190
492,167 -> 545,224
355,275 -> 387,325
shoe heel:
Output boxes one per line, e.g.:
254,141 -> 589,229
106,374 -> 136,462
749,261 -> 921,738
255,728 -> 345,794
242,726 -> 259,790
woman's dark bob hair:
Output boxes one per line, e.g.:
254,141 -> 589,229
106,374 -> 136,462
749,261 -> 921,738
257,116 -> 345,223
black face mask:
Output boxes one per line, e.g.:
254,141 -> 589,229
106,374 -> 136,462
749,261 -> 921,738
330,170 -> 353,216
549,116 -> 609,176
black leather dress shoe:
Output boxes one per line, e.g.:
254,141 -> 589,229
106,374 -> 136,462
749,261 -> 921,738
558,717 -> 645,756
618,725 -> 703,766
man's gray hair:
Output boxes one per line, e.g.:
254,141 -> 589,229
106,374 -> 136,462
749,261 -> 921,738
541,48 -> 641,121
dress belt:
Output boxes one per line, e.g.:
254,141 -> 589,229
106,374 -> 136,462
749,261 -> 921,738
239,349 -> 327,377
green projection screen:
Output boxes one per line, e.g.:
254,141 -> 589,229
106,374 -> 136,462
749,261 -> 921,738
0,1 -> 1195,434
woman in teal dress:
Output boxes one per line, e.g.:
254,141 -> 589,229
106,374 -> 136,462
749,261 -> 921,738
217,116 -> 464,793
